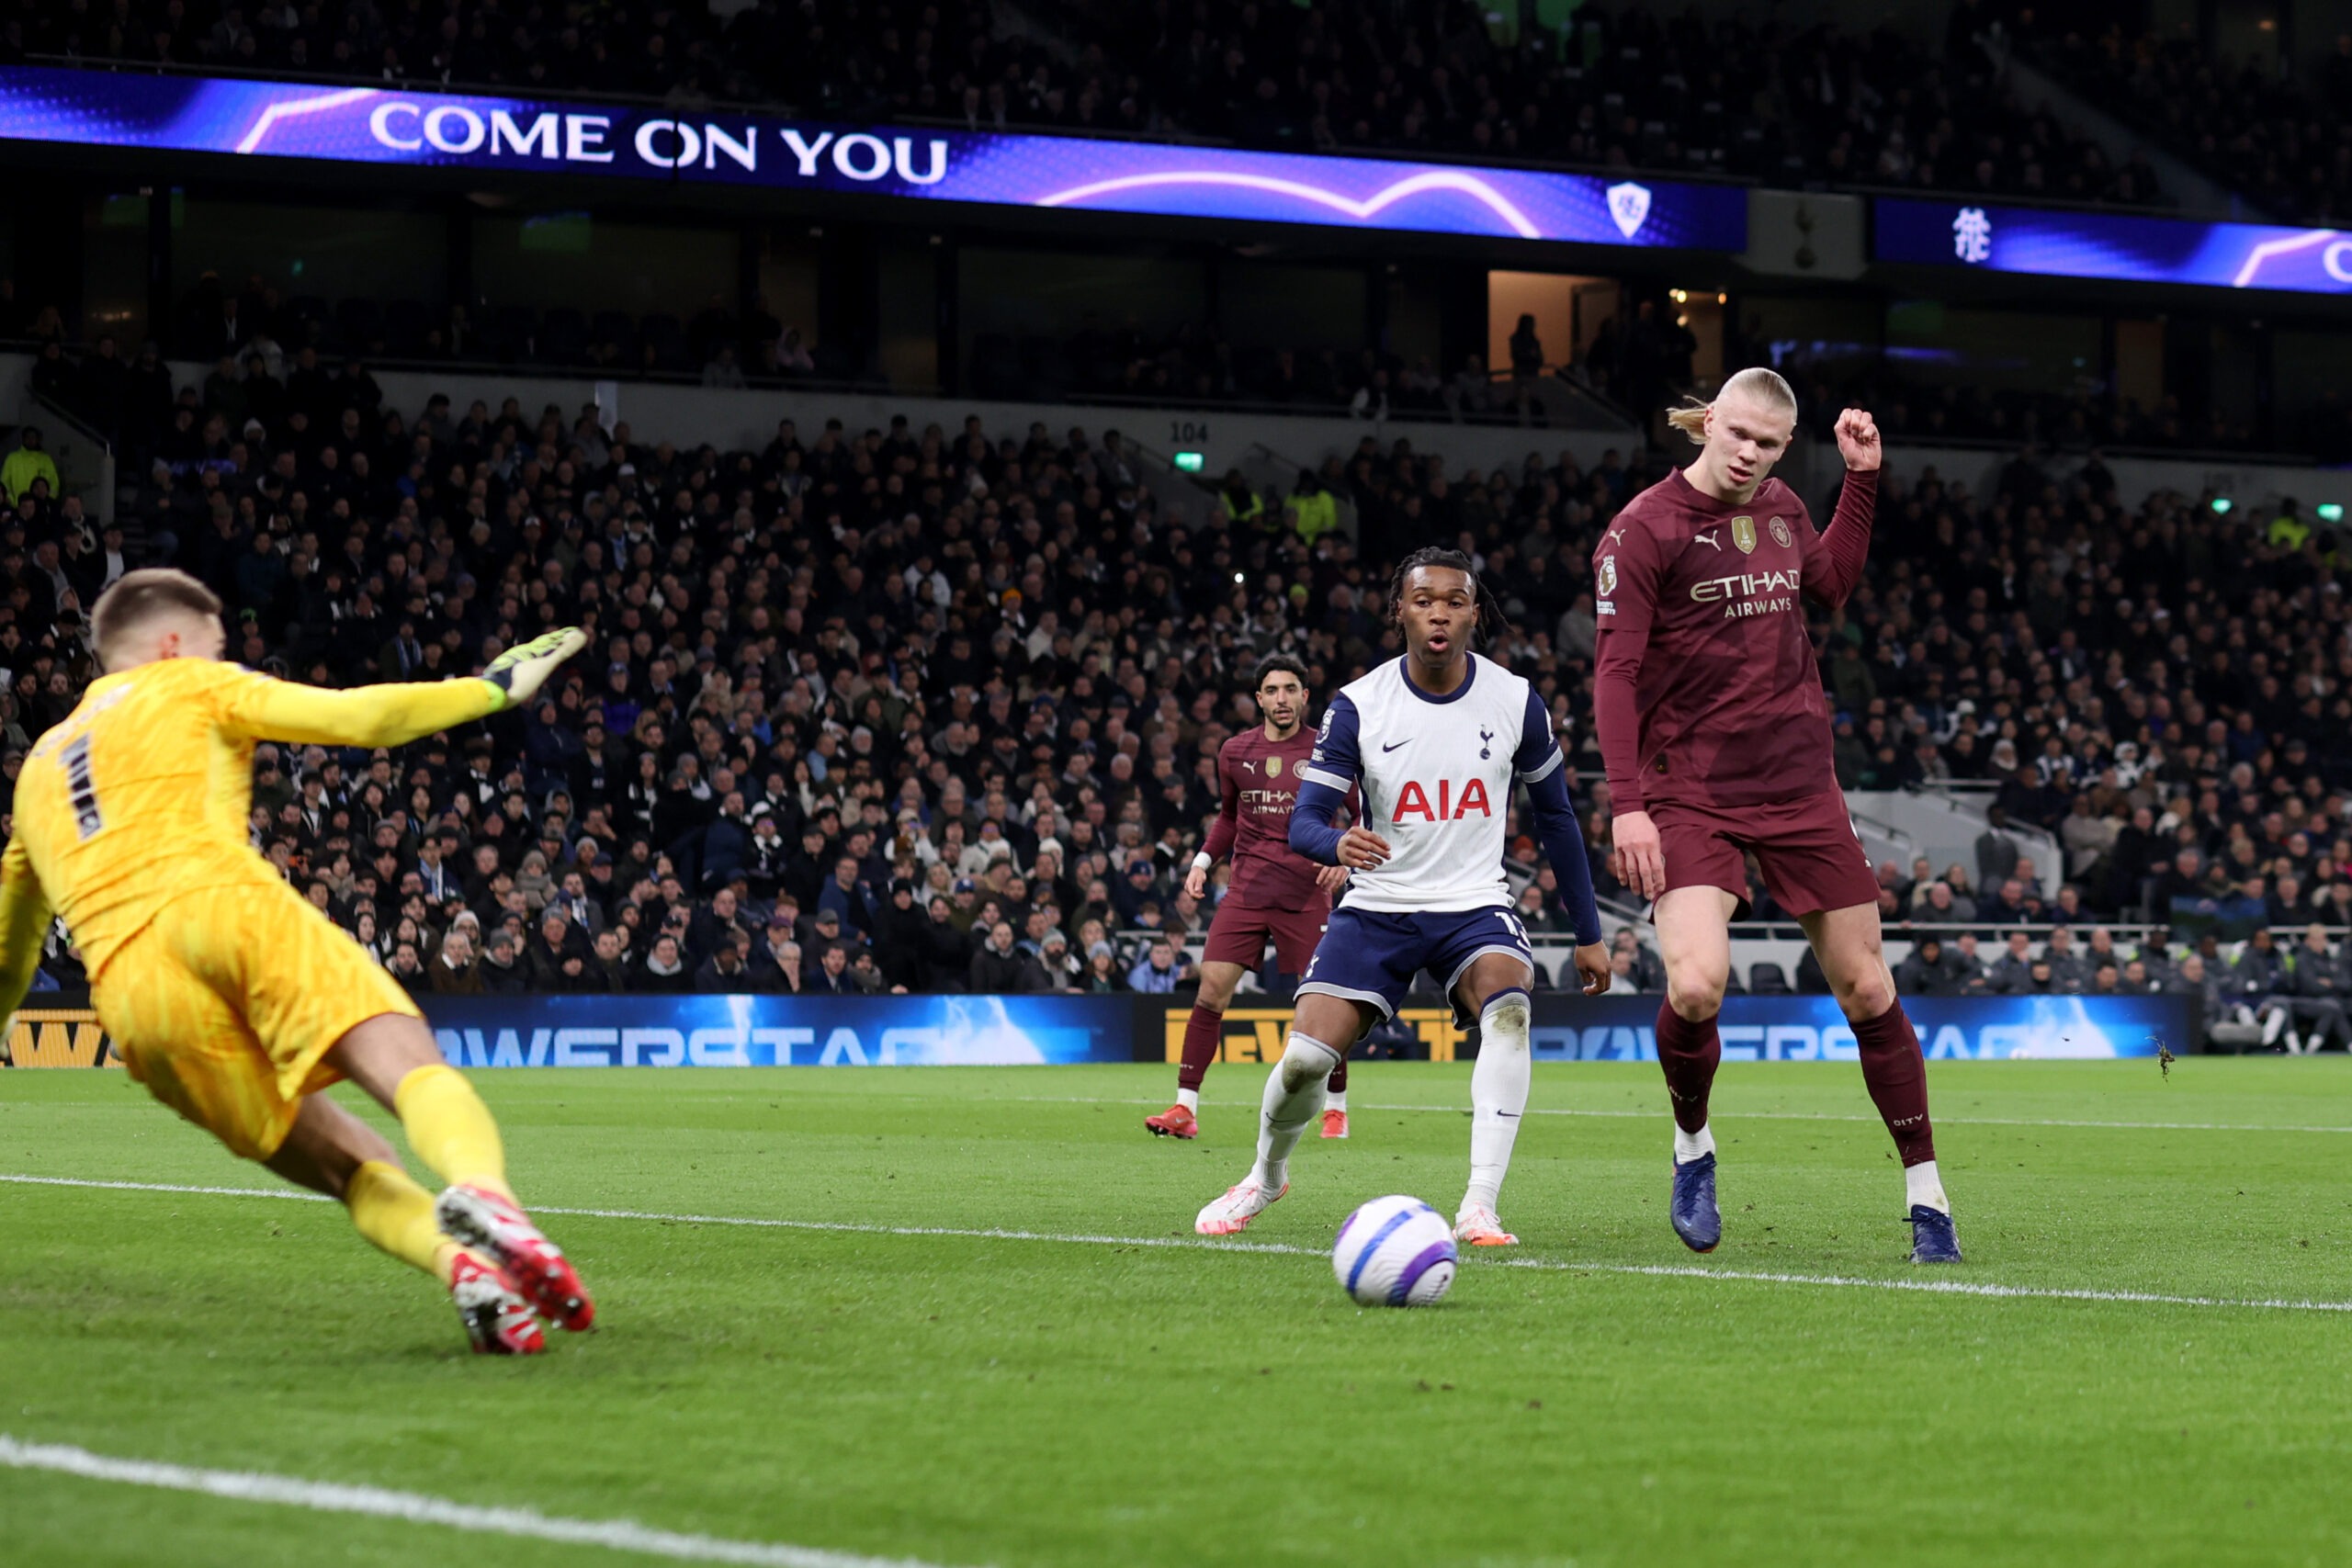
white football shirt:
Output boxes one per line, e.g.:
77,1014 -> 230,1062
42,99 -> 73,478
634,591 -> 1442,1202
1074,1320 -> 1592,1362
1300,653 -> 1562,913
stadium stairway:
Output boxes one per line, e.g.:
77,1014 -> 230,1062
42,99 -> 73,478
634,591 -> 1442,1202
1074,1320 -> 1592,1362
1847,788 -> 2061,893
1996,45 -> 2268,220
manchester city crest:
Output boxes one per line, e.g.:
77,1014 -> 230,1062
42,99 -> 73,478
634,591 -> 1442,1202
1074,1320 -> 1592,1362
1730,515 -> 1758,554
1769,515 -> 1793,548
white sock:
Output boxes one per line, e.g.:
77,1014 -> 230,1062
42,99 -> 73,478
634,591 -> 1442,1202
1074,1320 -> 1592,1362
1249,1034 -> 1335,1191
1674,1122 -> 1716,1165
1905,1158 -> 1950,1214
1327,1089 -> 1347,1112
1464,990 -> 1532,1214
1176,1088 -> 1199,1112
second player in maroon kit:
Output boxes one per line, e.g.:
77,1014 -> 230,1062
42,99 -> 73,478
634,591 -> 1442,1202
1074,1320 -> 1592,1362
1148,654 -> 1351,1141
1592,366 -> 1959,1265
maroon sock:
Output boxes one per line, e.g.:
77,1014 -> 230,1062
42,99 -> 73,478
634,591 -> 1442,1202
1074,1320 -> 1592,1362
1853,1000 -> 1936,1167
1326,1054 -> 1349,1096
1654,999 -> 1720,1135
1177,1005 -> 1223,1094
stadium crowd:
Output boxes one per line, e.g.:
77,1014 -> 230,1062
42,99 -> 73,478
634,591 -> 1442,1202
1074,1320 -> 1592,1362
6,0 -> 2161,209
1776,363 -> 2335,462
3,330 -> 2351,1009
2035,18 -> 2352,226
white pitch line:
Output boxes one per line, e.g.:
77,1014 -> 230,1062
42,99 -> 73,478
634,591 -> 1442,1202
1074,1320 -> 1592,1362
5,1172 -> 2345,1314
975,1091 -> 2352,1136
0,1435 -> 965,1568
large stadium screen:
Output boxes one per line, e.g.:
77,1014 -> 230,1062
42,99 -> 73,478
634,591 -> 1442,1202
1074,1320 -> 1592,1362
1876,196 -> 2352,295
0,64 -> 1748,250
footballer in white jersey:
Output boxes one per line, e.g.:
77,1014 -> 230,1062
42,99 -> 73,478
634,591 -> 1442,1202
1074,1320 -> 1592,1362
1193,547 -> 1611,1249
1302,649 -> 1555,919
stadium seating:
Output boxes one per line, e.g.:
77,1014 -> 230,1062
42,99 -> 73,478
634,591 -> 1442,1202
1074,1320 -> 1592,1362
21,2 -> 2159,209
2034,22 -> 2352,225
1,321 -> 2346,1004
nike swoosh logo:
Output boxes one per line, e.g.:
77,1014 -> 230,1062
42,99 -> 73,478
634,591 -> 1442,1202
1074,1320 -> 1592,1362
1495,1111 -> 1521,1119
1381,741 -> 1408,752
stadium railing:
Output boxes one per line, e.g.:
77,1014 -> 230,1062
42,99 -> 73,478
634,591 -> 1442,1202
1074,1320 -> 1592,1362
22,390 -> 117,528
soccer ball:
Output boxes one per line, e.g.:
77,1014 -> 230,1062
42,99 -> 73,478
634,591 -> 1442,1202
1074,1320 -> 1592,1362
1331,1195 -> 1457,1307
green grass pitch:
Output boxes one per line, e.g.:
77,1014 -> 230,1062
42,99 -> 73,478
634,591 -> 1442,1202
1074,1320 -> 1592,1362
4,1058 -> 2351,1567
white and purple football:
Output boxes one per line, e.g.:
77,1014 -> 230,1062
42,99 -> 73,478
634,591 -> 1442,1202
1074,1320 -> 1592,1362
1331,1195 -> 1457,1307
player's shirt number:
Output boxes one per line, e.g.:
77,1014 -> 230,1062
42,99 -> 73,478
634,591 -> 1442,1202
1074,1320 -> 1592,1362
61,734 -> 102,840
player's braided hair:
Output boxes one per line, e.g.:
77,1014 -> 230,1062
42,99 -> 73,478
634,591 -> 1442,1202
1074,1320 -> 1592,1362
1250,651 -> 1308,691
1385,546 -> 1495,646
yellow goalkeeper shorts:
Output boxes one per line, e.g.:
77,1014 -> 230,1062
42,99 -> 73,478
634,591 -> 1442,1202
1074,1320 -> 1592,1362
94,879 -> 424,1161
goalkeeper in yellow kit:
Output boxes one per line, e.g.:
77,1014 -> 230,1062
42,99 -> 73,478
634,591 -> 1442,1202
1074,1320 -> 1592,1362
0,570 -> 595,1355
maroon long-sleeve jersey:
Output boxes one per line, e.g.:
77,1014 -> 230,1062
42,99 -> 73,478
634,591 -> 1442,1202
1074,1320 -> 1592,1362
1203,726 -> 1343,908
1591,466 -> 1878,811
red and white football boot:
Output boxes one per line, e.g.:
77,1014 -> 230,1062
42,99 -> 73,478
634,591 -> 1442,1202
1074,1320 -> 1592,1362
1453,1204 -> 1518,1247
1194,1177 -> 1288,1235
436,1184 -> 596,1332
1145,1104 -> 1200,1139
448,1251 -> 545,1356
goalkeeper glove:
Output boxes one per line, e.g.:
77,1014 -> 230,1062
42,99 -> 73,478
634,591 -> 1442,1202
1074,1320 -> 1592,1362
481,627 -> 588,710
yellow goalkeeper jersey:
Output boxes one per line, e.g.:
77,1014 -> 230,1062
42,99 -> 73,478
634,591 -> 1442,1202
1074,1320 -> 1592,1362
0,658 -> 503,990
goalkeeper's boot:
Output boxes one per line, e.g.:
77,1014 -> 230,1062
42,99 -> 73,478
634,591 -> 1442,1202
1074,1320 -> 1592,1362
449,1251 -> 545,1356
481,626 -> 589,708
436,1184 -> 596,1332
1194,1177 -> 1286,1235
1908,1204 -> 1962,1264
1669,1151 -> 1721,1253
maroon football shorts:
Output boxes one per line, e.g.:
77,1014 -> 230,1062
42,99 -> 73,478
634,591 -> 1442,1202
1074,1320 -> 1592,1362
1649,790 -> 1879,919
1201,898 -> 1329,976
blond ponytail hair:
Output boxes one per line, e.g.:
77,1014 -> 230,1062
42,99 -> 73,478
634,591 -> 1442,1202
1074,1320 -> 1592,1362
1664,367 -> 1798,446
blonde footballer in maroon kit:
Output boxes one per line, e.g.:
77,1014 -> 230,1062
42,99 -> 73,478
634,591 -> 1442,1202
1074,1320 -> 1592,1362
1592,366 -> 1961,1265
1148,653 -> 1351,1142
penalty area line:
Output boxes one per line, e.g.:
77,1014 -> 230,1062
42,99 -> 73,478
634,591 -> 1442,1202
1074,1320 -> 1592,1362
4,1172 -> 2348,1314
0,1435 -> 967,1568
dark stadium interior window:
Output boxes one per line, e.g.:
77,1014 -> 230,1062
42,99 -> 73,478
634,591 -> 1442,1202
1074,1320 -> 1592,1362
876,238 -> 938,395
756,232 -> 823,363
2112,319 -> 2165,415
2272,329 -> 2352,454
2202,321 -> 2261,436
1883,304 -> 2102,395
1218,263 -> 1366,354
472,212 -> 732,320
1743,295 -> 1880,378
83,192 -> 151,347
957,248 -> 1209,398
172,200 -> 447,342
1383,267 -> 1445,373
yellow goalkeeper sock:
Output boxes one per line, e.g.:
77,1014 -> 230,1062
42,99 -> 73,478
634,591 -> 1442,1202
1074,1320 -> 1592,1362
391,1063 -> 514,1202
345,1159 -> 461,1281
